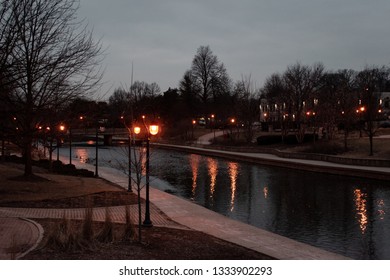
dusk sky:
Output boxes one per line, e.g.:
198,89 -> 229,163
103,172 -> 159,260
78,0 -> 390,99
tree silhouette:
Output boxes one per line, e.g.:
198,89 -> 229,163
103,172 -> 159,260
0,0 -> 103,176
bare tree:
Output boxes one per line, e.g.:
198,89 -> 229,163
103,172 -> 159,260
355,66 -> 389,156
190,45 -> 231,113
234,75 -> 260,143
1,0 -> 103,176
334,69 -> 358,151
316,72 -> 343,140
130,81 -> 161,102
0,0 -> 19,87
283,62 -> 324,142
109,144 -> 152,243
108,87 -> 132,121
178,70 -> 201,117
261,73 -> 290,141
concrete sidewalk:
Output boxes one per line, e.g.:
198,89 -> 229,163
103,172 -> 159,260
155,143 -> 390,180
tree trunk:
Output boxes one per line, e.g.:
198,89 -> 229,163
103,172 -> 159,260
23,138 -> 33,177
369,134 -> 374,156
344,129 -> 349,152
49,138 -> 53,172
137,189 -> 142,243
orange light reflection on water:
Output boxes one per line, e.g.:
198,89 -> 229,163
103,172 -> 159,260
189,154 -> 201,199
377,199 -> 386,220
263,186 -> 269,199
207,158 -> 218,200
75,149 -> 90,163
354,188 -> 368,234
228,162 -> 239,211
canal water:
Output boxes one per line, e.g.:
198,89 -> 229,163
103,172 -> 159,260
60,145 -> 390,259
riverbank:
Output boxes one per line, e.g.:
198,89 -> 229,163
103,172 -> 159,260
154,143 -> 390,181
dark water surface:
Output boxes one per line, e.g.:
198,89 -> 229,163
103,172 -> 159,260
62,146 -> 390,259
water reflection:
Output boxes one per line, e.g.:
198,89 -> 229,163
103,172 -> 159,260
189,154 -> 201,199
207,158 -> 218,201
75,148 -> 91,163
263,186 -> 269,199
228,162 -> 239,211
377,199 -> 386,220
354,188 -> 368,234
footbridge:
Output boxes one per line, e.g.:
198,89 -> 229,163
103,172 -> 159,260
70,128 -> 129,146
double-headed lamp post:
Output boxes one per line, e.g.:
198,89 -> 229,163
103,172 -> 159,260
57,124 -> 66,161
133,122 -> 159,227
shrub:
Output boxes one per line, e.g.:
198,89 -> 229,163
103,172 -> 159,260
122,205 -> 136,241
82,201 -> 94,242
96,207 -> 114,243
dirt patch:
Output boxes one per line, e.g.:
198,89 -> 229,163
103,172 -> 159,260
0,163 -> 129,206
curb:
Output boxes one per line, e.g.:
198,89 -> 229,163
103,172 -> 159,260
16,218 -> 44,260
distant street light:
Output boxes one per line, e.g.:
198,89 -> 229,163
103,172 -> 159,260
211,114 -> 216,142
94,120 -> 106,177
192,120 -> 196,140
57,124 -> 66,161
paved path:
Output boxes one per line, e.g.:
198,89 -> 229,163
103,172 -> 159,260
196,130 -> 225,145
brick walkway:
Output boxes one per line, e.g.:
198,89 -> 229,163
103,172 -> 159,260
0,203 -> 184,260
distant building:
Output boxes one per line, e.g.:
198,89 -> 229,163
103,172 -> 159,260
379,92 -> 390,120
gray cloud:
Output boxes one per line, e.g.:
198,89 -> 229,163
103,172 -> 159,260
78,0 -> 390,98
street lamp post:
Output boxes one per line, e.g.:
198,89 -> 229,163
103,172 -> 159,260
133,122 -> 159,227
192,120 -> 196,140
57,124 -> 65,161
122,115 -> 133,192
68,126 -> 72,165
211,114 -> 215,143
128,131 -> 132,192
95,124 -> 99,177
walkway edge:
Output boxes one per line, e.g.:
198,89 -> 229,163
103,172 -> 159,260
16,218 -> 44,260
154,143 -> 390,180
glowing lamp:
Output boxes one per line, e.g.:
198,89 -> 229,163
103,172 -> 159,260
149,125 -> 159,136
133,126 -> 141,135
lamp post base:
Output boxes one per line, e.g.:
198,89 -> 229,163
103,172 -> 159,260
142,220 -> 153,227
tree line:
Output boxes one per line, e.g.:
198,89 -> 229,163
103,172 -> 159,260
104,46 -> 390,156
